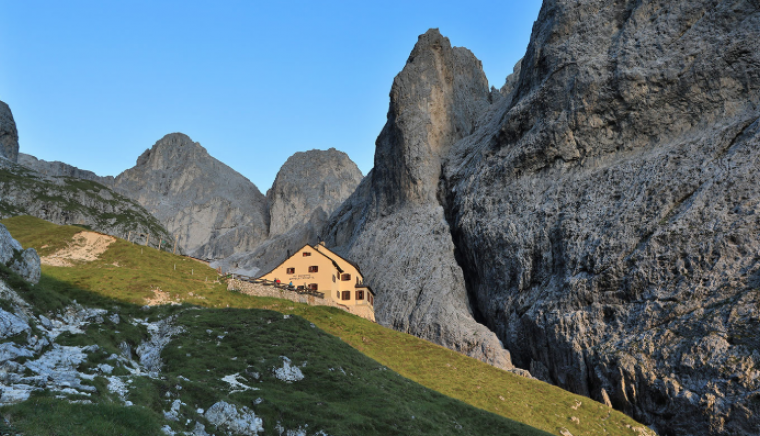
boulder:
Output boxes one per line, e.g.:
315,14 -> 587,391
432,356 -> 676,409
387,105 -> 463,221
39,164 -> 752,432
0,100 -> 19,163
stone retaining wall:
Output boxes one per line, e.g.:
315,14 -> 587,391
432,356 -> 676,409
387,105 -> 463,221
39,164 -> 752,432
227,279 -> 375,322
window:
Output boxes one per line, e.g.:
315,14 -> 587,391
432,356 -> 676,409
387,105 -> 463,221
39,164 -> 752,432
332,275 -> 336,282
336,291 -> 340,299
341,291 -> 350,301
308,283 -> 318,291
356,290 -> 364,300
369,294 -> 374,305
302,252 -> 311,257
308,266 -> 318,273
286,267 -> 295,274
341,273 -> 351,281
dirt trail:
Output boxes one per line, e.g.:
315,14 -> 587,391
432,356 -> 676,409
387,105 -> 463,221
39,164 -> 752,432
144,289 -> 181,306
41,232 -> 116,267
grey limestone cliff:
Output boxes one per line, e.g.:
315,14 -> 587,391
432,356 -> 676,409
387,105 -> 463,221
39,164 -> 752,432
326,2 -> 760,434
444,1 -> 760,434
324,29 -> 518,372
113,133 -> 270,259
19,153 -> 115,187
0,101 -> 19,163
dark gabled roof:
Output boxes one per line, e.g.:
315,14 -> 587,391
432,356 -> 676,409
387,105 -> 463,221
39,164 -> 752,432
255,244 -> 343,279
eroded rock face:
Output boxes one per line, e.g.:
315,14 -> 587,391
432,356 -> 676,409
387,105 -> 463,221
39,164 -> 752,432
0,101 -> 19,163
443,1 -> 760,434
325,29 -> 515,371
114,133 -> 270,258
327,2 -> 760,433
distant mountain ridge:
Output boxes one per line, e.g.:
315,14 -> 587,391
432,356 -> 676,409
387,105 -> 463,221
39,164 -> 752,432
13,120 -> 363,271
19,153 -> 115,187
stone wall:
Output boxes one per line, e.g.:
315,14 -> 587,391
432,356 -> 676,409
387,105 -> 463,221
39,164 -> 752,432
227,279 -> 375,322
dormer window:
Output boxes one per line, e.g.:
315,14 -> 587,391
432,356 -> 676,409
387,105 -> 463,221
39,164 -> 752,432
308,266 -> 318,273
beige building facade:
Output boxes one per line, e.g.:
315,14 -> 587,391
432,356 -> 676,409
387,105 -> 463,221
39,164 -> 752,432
259,243 -> 375,319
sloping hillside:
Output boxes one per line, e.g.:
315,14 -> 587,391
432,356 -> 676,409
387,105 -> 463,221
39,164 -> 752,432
1,216 -> 648,436
0,160 -> 170,246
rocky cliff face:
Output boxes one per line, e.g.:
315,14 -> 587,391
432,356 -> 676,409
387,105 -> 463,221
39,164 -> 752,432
326,2 -> 760,434
0,223 -> 40,284
19,153 -> 115,187
113,133 -> 270,259
0,101 -> 19,163
324,29 -> 518,372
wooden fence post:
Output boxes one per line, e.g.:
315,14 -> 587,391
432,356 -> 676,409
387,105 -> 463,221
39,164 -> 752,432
146,234 -> 150,247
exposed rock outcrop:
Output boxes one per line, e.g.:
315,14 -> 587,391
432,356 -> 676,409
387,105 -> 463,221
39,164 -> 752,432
19,153 -> 115,187
444,1 -> 760,434
326,2 -> 760,433
0,160 -> 170,244
113,133 -> 270,259
0,101 -> 19,163
0,223 -> 40,284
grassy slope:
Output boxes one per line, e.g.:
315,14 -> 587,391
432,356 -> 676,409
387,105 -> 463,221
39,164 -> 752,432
3,216 -> 646,436
0,163 -> 170,240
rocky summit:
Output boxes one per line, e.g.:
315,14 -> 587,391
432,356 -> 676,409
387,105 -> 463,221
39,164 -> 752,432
113,133 -> 270,259
325,29 -> 518,373
0,100 -> 19,163
325,1 -> 760,434
268,148 -> 363,238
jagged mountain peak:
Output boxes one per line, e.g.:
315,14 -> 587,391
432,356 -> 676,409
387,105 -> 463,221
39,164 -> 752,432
114,133 -> 269,259
373,27 -> 490,209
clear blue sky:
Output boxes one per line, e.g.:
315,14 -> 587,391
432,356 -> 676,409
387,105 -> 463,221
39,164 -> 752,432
0,1 -> 542,191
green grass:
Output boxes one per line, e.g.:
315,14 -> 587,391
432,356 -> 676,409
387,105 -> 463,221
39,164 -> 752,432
159,308 -> 549,435
0,163 -> 170,241
1,394 -> 162,436
2,215 -> 647,436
